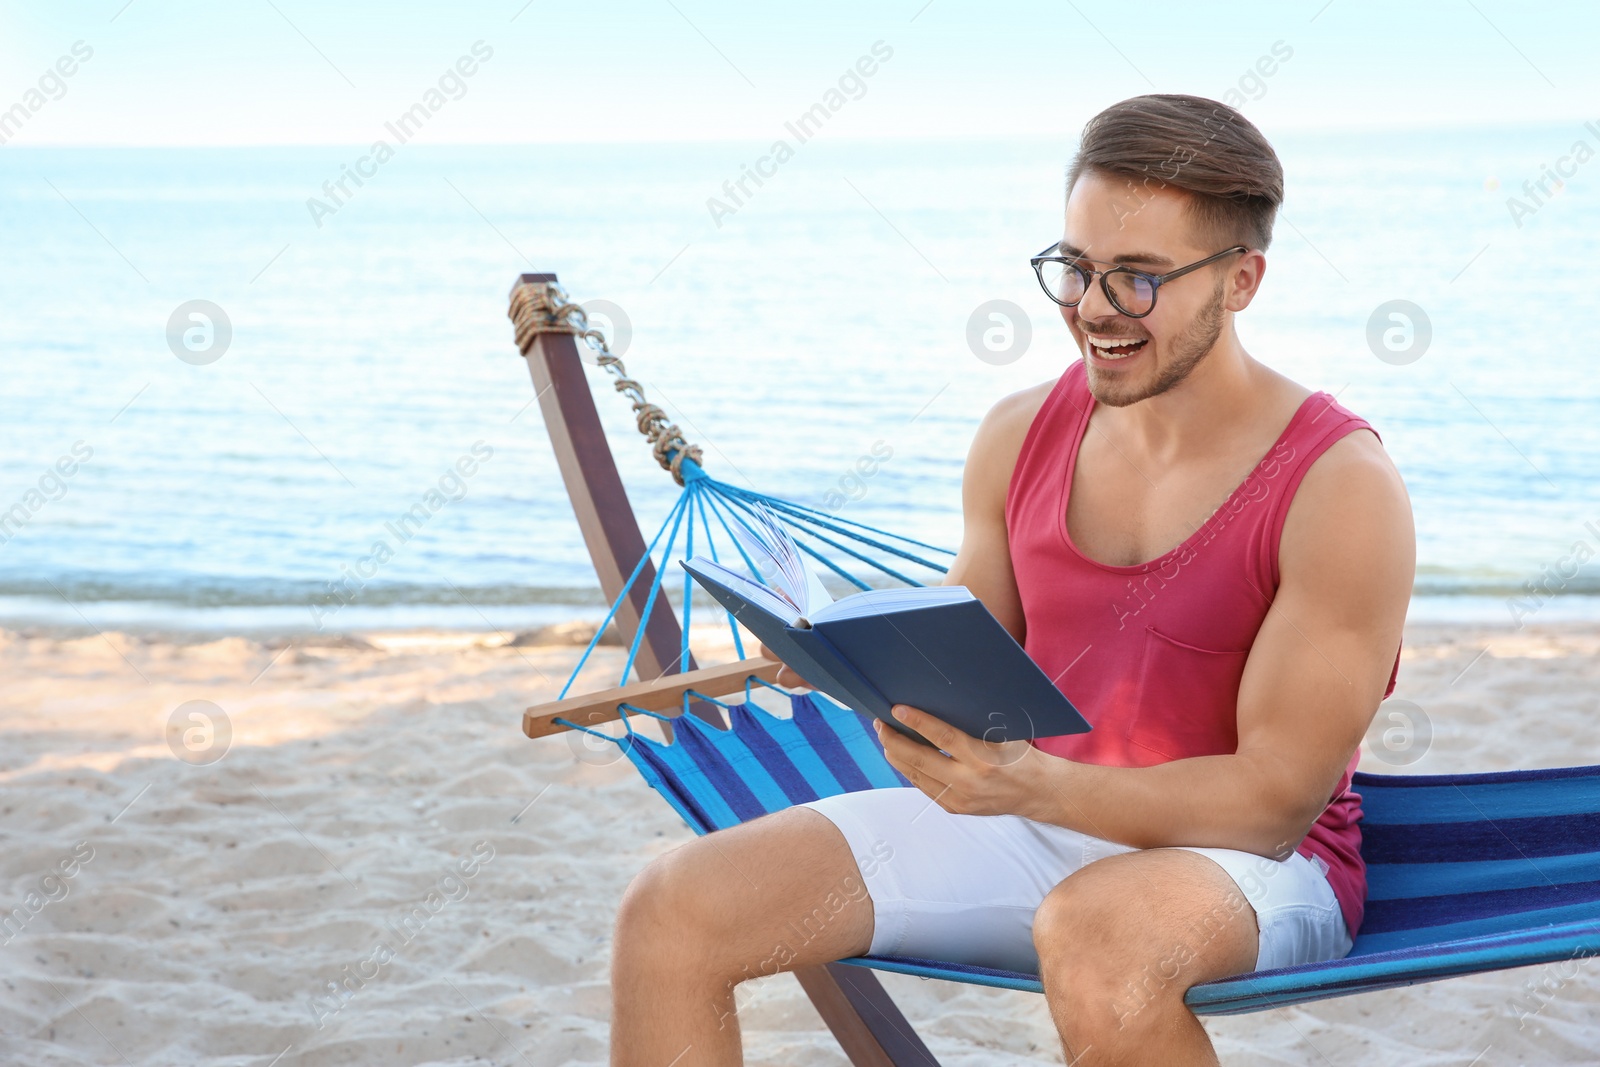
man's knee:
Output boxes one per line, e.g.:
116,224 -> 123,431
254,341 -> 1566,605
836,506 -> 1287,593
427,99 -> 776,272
1033,876 -> 1136,991
614,807 -> 874,988
615,840 -> 727,957
614,816 -> 797,956
1032,852 -> 1258,1034
612,841 -> 751,1034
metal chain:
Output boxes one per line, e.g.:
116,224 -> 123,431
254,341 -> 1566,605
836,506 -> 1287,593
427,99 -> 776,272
509,279 -> 705,486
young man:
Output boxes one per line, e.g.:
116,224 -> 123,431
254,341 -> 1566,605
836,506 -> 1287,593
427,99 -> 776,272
610,94 -> 1414,1066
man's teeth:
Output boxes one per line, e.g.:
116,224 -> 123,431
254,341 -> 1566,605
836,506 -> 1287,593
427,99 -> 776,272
1087,335 -> 1146,359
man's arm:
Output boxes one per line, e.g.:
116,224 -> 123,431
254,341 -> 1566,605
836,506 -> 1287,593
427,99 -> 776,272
879,428 -> 1415,860
936,383 -> 1053,639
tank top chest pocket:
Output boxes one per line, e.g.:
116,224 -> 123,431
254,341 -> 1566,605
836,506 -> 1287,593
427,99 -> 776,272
1125,624 -> 1250,761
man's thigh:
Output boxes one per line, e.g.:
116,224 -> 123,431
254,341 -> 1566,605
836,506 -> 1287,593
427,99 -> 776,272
797,786 -> 1111,973
796,788 -> 1350,980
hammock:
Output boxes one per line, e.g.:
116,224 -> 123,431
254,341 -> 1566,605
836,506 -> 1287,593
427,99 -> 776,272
509,275 -> 1600,1058
570,689 -> 1600,1016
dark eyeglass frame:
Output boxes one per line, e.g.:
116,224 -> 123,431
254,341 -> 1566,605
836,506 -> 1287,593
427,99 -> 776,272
1029,242 -> 1248,318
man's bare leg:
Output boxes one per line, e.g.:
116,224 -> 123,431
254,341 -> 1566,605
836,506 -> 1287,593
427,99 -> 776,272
610,805 -> 875,1067
1033,848 -> 1260,1066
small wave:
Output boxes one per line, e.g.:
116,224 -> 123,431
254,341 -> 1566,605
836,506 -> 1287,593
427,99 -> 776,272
0,575 -> 609,610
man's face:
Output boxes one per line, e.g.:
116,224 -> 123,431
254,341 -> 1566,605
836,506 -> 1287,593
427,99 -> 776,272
1058,169 -> 1237,408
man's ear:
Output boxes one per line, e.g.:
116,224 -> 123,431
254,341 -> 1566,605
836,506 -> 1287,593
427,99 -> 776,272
1228,251 -> 1267,313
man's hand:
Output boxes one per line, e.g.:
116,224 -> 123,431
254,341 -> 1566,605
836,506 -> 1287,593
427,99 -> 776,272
754,642 -> 1054,822
874,703 -> 1054,822
757,641 -> 814,690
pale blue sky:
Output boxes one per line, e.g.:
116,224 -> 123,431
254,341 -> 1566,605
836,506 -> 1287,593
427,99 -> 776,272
1,0 -> 1595,146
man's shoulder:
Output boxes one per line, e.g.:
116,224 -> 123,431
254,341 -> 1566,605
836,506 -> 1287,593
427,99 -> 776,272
1257,368 -> 1389,484
1298,417 -> 1398,495
981,376 -> 1060,441
1280,414 -> 1412,583
962,375 -> 1063,507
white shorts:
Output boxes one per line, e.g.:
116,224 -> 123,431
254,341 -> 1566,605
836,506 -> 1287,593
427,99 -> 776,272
798,787 -> 1353,976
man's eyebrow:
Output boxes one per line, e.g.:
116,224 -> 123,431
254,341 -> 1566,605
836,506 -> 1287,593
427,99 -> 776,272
1058,244 -> 1175,269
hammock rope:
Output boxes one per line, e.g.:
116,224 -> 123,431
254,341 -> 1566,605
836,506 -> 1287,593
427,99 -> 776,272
509,279 -> 705,485
511,280 -> 956,698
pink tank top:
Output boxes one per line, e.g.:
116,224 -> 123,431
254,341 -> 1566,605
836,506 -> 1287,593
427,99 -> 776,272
1004,359 -> 1399,939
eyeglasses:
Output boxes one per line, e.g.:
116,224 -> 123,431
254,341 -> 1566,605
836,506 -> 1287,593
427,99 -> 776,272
1029,242 -> 1248,318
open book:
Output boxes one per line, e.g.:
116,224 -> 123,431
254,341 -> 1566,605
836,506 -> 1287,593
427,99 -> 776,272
680,503 -> 1091,750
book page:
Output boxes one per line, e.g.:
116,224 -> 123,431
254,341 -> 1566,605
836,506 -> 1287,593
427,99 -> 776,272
727,501 -> 825,618
800,560 -> 834,618
811,584 -> 972,621
682,556 -> 801,624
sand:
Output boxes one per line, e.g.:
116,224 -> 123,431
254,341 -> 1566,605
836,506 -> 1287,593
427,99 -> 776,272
1,618 -> 1598,1066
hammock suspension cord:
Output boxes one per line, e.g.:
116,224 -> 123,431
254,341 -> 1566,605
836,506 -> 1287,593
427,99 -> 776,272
509,279 -> 705,485
510,278 -> 957,700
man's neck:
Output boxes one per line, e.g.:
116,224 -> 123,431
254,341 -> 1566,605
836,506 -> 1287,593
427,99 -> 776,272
1096,333 -> 1277,464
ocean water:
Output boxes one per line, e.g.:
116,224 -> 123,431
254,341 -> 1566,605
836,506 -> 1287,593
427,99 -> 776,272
2,129 -> 1599,634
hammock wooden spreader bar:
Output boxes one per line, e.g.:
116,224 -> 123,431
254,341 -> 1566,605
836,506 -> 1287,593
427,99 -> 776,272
524,657 -> 780,739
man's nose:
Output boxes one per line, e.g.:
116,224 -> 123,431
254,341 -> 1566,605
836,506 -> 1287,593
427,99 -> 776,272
1073,273 -> 1121,325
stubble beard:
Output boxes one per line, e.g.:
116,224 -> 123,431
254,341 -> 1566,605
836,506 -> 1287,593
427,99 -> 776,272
1086,275 -> 1227,409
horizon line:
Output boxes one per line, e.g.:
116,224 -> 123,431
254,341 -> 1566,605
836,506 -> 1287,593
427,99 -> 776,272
2,115 -> 1595,152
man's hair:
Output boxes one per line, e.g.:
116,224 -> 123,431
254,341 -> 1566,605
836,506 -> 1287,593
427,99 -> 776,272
1066,94 -> 1284,251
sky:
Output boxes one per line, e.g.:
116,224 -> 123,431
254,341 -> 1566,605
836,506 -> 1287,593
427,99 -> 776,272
1,0 -> 1596,147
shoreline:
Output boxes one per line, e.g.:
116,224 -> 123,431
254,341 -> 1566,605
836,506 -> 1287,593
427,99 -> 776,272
6,592 -> 1600,646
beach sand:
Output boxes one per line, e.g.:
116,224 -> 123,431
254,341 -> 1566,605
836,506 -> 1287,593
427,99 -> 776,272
1,618 -> 1598,1066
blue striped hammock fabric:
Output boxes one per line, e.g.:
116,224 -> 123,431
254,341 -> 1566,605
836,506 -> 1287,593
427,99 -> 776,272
572,687 -> 1600,1016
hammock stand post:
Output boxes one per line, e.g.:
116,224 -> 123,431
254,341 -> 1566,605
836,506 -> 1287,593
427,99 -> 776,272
511,273 -> 942,1067
511,272 -> 719,739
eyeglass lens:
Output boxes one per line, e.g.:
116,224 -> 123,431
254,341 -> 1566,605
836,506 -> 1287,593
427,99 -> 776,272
1036,261 -> 1156,315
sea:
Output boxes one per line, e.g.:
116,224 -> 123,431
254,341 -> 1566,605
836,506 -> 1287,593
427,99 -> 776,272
3,127 -> 1599,635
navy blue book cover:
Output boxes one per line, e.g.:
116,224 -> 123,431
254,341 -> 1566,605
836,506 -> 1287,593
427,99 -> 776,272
680,558 -> 1091,750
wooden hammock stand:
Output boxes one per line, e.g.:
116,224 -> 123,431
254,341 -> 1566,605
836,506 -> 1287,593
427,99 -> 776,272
512,272 -> 942,1066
